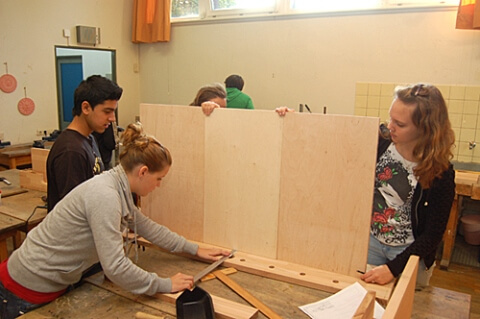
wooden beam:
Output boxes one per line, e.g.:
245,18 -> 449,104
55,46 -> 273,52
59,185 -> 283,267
201,267 -> 237,282
353,291 -> 375,319
134,236 -> 394,302
214,270 -> 282,319
382,255 -> 419,319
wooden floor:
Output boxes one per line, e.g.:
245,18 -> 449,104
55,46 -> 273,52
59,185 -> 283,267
430,261 -> 480,318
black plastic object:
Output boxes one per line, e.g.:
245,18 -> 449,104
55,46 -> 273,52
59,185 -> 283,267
176,286 -> 215,319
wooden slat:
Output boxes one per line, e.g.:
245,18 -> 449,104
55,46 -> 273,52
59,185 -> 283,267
201,267 -> 237,282
353,291 -> 375,319
134,236 -> 395,302
135,311 -> 165,319
214,269 -> 282,319
382,255 -> 419,319
278,114 -> 379,276
440,195 -> 461,269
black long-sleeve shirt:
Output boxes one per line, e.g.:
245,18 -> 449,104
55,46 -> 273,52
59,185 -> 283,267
376,136 -> 455,277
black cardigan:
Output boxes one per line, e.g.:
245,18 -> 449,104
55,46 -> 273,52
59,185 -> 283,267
376,136 -> 455,277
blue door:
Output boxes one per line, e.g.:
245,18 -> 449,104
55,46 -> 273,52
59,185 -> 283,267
57,56 -> 83,130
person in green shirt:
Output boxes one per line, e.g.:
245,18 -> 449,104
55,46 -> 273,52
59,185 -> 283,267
225,74 -> 254,109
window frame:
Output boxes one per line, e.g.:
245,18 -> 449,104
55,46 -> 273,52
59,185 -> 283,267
171,0 -> 459,23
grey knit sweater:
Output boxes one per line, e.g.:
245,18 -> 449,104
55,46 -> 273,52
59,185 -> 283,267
8,165 -> 198,295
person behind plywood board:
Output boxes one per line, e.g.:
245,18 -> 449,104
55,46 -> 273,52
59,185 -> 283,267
225,74 -> 254,110
360,83 -> 455,286
191,82 -> 294,117
46,75 -> 123,212
190,82 -> 227,116
0,123 -> 231,319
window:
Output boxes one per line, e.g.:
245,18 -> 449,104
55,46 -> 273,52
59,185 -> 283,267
290,0 -> 381,12
171,0 -> 459,21
212,0 -> 276,10
171,0 -> 199,18
291,0 -> 459,11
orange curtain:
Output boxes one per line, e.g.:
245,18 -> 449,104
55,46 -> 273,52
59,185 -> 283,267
456,0 -> 480,30
132,0 -> 171,43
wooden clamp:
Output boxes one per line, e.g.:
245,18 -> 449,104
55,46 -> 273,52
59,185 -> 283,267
213,270 -> 282,319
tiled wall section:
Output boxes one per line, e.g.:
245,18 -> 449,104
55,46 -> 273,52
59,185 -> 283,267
355,82 -> 480,163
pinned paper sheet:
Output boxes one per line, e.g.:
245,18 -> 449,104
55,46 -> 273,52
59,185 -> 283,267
299,282 -> 385,319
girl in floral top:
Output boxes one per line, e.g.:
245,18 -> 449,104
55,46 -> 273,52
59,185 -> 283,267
361,84 -> 455,286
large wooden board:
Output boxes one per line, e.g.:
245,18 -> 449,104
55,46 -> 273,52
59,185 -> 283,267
204,109 -> 282,258
140,104 -> 205,242
140,104 -> 379,277
278,114 -> 378,276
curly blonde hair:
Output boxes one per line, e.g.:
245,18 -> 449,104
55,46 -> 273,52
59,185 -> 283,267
395,84 -> 455,188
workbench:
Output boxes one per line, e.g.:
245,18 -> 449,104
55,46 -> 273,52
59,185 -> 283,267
18,248 -> 470,319
440,170 -> 480,269
0,143 -> 33,169
0,169 -> 47,261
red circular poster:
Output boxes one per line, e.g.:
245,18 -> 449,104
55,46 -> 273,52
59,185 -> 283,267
0,74 -> 17,93
18,97 -> 35,115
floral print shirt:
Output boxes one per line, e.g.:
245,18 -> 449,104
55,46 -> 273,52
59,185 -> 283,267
371,143 -> 417,246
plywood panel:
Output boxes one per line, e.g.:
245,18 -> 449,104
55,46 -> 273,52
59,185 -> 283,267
277,113 -> 379,276
140,105 -> 380,277
140,104 -> 205,241
203,109 -> 282,258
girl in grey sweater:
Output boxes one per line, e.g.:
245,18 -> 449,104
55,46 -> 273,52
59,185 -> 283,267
0,123 -> 230,318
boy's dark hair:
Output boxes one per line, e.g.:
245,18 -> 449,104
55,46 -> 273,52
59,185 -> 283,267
225,74 -> 244,91
72,75 -> 123,116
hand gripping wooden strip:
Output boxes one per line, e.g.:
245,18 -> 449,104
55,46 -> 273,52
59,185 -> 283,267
213,270 -> 282,319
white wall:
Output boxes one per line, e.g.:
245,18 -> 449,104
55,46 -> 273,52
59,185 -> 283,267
0,0 -> 140,144
0,2 -> 479,144
139,8 -> 480,115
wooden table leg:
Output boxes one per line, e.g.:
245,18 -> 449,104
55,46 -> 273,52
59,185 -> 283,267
13,230 -> 22,249
0,240 -> 8,262
9,157 -> 16,169
440,195 -> 462,270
